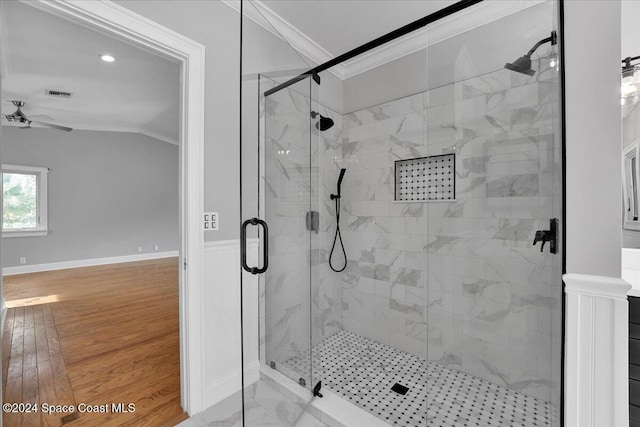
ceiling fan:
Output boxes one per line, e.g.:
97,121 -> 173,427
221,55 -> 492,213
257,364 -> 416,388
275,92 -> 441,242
4,100 -> 72,132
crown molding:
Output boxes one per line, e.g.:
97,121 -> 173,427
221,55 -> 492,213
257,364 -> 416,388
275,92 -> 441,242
224,0 -> 544,81
221,0 -> 347,79
340,0 -> 545,79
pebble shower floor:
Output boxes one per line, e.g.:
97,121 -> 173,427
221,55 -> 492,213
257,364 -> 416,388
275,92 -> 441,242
283,330 -> 553,427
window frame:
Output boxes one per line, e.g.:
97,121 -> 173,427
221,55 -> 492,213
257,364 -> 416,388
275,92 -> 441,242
2,164 -> 49,238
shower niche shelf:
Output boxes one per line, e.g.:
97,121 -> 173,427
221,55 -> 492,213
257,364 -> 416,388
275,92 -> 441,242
394,154 -> 455,202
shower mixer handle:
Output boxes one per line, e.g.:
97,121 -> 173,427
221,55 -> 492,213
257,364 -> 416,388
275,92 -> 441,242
533,230 -> 549,252
532,219 -> 558,254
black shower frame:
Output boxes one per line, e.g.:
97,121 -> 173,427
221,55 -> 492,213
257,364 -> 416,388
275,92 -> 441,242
243,0 -> 568,425
264,0 -> 484,96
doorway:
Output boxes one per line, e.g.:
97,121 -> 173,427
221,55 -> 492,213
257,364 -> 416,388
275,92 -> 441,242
0,0 -> 205,423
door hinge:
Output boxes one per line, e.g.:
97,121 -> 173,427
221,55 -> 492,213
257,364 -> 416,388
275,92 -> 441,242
313,381 -> 323,398
183,259 -> 187,270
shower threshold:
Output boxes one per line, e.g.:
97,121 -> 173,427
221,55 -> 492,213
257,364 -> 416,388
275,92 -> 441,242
276,330 -> 554,427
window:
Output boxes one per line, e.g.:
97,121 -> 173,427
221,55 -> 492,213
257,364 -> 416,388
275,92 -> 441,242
2,164 -> 48,237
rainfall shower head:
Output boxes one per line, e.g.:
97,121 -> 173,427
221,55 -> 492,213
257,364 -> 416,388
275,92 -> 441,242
504,55 -> 535,76
505,31 -> 557,76
311,111 -> 334,131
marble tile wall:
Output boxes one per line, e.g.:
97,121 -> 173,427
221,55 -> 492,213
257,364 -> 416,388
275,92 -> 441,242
260,59 -> 562,405
260,83 -> 344,386
335,59 -> 562,401
262,86 -> 316,379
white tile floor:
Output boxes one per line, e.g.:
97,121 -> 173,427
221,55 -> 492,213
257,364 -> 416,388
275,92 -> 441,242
177,380 -> 326,427
283,330 -> 554,427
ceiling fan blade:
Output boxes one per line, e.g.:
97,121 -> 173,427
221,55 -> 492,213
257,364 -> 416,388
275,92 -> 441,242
30,120 -> 72,132
27,115 -> 54,121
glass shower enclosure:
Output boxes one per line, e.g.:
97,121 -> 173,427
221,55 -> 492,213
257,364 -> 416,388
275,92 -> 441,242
240,1 -> 564,425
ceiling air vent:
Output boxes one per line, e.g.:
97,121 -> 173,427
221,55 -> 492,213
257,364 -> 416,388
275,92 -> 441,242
44,89 -> 73,99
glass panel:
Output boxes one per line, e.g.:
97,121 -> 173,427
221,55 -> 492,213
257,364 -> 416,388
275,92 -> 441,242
262,77 -> 314,388
312,29 -> 431,427
3,172 -> 37,229
424,1 -> 562,425
241,1 -> 320,425
548,2 -> 564,423
241,2 -> 564,426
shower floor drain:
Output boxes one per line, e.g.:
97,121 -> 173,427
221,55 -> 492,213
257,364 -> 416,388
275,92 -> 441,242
391,383 -> 409,395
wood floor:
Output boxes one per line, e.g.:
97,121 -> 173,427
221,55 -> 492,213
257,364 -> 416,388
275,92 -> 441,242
2,258 -> 187,427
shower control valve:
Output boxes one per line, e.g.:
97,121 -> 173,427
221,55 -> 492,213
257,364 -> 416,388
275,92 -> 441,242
532,218 -> 558,254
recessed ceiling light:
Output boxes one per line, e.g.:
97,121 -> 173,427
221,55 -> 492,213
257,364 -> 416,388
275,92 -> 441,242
99,54 -> 115,63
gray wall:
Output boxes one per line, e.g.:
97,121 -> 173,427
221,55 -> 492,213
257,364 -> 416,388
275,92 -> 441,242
2,127 -> 178,268
115,1 -> 343,244
114,0 -> 242,242
565,0 -> 621,277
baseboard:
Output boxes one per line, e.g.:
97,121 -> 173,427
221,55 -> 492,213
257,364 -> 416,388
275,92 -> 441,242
202,360 -> 260,410
2,251 -> 179,276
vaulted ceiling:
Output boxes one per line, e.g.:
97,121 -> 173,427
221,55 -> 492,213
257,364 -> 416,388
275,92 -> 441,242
0,1 -> 180,144
0,0 -> 555,142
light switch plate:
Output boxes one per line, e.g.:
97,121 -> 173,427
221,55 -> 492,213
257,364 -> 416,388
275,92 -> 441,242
204,212 -> 219,231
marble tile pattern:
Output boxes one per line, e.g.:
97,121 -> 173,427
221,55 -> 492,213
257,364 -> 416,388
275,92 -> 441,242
176,380 -> 326,427
261,83 -> 345,386
262,86 -> 316,384
260,59 -> 562,415
283,330 -> 554,426
335,60 -> 563,403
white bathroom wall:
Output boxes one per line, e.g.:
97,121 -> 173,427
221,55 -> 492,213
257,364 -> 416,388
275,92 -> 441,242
202,239 -> 259,408
563,2 -> 628,427
564,1 -> 621,277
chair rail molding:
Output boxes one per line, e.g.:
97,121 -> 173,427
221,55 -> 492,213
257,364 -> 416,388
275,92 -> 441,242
564,273 -> 631,427
20,0 -> 206,415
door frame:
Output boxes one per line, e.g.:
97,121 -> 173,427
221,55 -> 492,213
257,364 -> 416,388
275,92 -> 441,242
17,0 -> 206,415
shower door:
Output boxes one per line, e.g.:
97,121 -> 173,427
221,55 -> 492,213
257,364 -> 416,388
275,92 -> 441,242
240,72 -> 320,425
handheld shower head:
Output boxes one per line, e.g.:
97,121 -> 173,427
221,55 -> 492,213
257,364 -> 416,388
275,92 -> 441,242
331,168 -> 347,200
337,168 -> 346,192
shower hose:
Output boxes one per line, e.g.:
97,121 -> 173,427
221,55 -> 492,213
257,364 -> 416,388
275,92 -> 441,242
329,196 -> 347,272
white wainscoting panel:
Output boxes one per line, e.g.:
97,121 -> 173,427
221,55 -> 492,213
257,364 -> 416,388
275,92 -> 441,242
564,273 -> 631,427
202,239 -> 259,410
